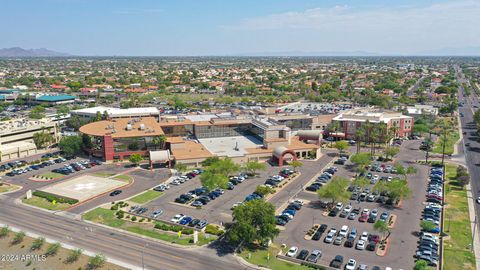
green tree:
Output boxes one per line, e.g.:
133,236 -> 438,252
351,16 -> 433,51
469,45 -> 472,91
317,176 -> 351,205
56,105 -> 70,118
255,185 -> 274,197
208,157 -> 240,176
350,152 -> 372,173
175,163 -> 187,173
420,220 -> 437,232
87,254 -> 106,269
333,141 -> 349,154
244,160 -> 267,176
58,136 -> 82,156
33,131 -> 55,149
414,260 -> 429,270
200,171 -> 229,191
227,199 -> 279,245
93,111 -> 102,122
386,179 -> 412,204
29,105 -> 46,119
152,135 -> 167,150
352,177 -> 370,189
201,156 -> 221,167
128,154 -> 143,166
384,147 -> 400,161
0,226 -> 9,238
373,220 -> 391,240
289,160 -> 303,172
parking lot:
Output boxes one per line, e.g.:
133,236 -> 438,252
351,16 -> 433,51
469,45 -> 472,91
275,140 -> 430,269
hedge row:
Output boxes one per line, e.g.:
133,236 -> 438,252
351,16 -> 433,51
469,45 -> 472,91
154,222 -> 193,235
205,224 -> 224,236
32,191 -> 78,205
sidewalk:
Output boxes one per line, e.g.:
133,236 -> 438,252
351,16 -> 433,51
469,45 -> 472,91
465,183 -> 480,270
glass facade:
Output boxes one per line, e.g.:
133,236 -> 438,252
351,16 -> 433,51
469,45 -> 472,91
113,137 -> 155,152
194,123 -> 252,139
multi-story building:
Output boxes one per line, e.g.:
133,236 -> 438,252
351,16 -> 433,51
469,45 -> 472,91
332,108 -> 414,139
71,106 -> 160,121
0,118 -> 58,161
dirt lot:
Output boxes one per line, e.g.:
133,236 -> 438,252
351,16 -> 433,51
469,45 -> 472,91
0,232 -> 126,270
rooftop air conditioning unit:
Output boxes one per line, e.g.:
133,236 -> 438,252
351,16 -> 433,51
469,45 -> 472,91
126,124 -> 132,130
139,124 -> 145,130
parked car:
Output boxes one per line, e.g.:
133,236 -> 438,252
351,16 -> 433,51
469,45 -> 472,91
286,246 -> 298,257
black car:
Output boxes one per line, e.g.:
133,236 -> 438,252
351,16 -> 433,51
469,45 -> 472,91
175,197 -> 188,204
312,231 -> 322,241
109,190 -> 122,196
344,238 -> 354,248
275,217 -> 287,226
366,241 -> 377,251
287,202 -> 302,210
318,224 -> 328,233
328,209 -> 339,217
296,249 -> 309,260
330,255 -> 344,268
188,219 -> 200,227
306,184 -> 321,191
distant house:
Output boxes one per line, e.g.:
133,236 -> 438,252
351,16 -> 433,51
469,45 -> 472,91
50,84 -> 70,91
35,94 -> 76,105
79,88 -> 98,97
406,105 -> 438,118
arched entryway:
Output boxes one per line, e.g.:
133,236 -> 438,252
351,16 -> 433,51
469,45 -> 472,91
272,146 -> 297,166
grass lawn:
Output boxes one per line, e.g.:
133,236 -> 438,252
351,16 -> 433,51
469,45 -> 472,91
22,196 -> 71,211
129,190 -> 163,204
38,172 -> 64,179
433,131 -> 459,155
240,245 -> 311,270
0,183 -> 20,193
113,174 -> 132,182
443,163 -> 476,270
83,208 -> 125,227
91,171 -> 116,178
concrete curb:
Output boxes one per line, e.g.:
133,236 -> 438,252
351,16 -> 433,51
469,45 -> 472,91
233,253 -> 269,270
0,222 -> 140,270
82,219 -> 203,250
464,182 -> 480,270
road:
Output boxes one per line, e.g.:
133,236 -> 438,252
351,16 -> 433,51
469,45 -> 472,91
455,64 -> 480,225
0,196 -> 250,270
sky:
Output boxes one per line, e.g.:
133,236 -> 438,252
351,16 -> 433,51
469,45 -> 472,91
0,0 -> 479,56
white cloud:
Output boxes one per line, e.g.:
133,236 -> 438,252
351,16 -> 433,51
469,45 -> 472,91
222,1 -> 480,54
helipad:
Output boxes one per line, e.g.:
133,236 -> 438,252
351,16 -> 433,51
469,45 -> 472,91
39,174 -> 125,202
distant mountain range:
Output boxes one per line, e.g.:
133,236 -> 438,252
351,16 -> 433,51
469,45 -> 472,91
0,47 -> 71,57
232,50 -> 380,57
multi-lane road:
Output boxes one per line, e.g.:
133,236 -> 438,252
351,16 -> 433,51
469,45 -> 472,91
0,192 -> 250,270
456,65 -> 480,223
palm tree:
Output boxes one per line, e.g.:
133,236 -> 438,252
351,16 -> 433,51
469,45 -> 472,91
152,135 -> 167,150
378,122 -> 389,147
327,121 -> 341,147
363,120 -> 373,151
355,127 -> 365,153
370,128 -> 380,156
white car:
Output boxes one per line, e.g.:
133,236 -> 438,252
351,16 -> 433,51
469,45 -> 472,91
373,175 -> 379,181
292,199 -> 305,206
477,196 -> 480,204
360,231 -> 369,241
170,179 -> 181,185
231,202 -> 243,210
356,239 -> 366,250
324,232 -> 335,243
339,225 -> 349,237
343,205 -> 353,214
335,202 -> 344,211
345,259 -> 357,270
420,233 -> 439,244
171,214 -> 185,223
362,208 -> 370,215
286,246 -> 298,257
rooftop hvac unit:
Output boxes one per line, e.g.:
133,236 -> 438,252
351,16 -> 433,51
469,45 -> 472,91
139,124 -> 145,130
126,124 -> 132,130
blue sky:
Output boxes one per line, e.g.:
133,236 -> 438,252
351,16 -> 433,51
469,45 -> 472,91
1,0 -> 479,55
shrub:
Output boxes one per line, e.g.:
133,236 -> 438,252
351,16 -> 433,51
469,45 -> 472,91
87,254 -> 106,269
131,216 -> 137,221
12,231 -> 26,245
31,237 -> 45,251
32,191 -> 78,205
66,248 -> 83,263
116,211 -> 124,219
154,222 -> 194,235
139,218 -> 145,222
110,205 -> 118,211
205,224 -> 224,236
0,225 -> 9,238
45,242 -> 61,257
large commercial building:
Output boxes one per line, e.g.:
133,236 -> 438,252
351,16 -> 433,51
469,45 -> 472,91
0,118 -> 58,161
332,108 -> 414,139
79,112 -> 321,167
71,106 -> 161,121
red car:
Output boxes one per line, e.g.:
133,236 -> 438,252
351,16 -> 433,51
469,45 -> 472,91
368,234 -> 380,244
359,213 -> 368,222
427,194 -> 443,200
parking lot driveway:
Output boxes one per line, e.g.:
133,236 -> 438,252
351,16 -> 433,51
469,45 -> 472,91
3,160 -> 126,198
144,165 -> 282,225
67,168 -> 171,214
276,142 -> 430,269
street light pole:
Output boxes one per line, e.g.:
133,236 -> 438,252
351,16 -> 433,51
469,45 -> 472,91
472,215 -> 477,252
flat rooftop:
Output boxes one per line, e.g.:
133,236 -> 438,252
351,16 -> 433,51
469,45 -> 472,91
40,174 -> 125,202
198,135 -> 263,157
0,118 -> 55,135
79,117 -> 164,138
